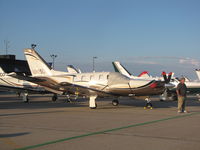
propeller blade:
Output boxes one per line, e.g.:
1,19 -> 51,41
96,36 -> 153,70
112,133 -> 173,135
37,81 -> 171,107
167,72 -> 172,83
162,71 -> 168,83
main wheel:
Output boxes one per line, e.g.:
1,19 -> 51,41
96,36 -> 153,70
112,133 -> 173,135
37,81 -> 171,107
52,94 -> 58,101
112,99 -> 119,106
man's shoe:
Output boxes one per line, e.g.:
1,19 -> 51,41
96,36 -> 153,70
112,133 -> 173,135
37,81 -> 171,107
183,110 -> 189,113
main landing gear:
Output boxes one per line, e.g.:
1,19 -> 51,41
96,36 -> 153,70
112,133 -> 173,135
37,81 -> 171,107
144,97 -> 153,109
89,95 -> 97,109
52,94 -> 58,101
112,99 -> 119,106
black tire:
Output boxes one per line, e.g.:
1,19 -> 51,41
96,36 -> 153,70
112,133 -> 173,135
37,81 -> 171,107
90,103 -> 97,109
52,95 -> 57,101
112,99 -> 119,106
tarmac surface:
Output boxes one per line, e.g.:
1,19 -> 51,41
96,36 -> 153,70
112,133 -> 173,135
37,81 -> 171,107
0,93 -> 200,150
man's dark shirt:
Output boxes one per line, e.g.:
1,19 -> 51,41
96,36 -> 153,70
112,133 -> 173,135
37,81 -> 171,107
177,83 -> 187,97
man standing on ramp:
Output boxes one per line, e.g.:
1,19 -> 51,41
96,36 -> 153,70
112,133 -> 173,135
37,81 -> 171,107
176,77 -> 188,113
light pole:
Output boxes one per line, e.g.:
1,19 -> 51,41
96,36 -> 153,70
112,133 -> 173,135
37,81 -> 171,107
31,44 -> 37,49
50,54 -> 57,69
93,56 -> 97,72
4,40 -> 10,55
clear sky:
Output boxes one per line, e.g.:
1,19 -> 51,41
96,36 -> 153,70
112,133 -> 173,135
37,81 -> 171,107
1,0 -> 200,79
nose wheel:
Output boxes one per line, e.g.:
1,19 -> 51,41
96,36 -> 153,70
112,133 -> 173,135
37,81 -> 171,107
52,94 -> 58,101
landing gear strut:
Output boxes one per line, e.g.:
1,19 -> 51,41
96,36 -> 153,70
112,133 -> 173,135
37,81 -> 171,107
22,93 -> 29,103
89,95 -> 97,109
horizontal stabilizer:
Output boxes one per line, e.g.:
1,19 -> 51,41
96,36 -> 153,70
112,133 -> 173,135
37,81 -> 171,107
8,72 -> 45,82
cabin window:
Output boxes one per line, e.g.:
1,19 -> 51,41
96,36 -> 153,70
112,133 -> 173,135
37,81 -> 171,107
90,75 -> 94,81
99,75 -> 104,80
81,76 -> 86,81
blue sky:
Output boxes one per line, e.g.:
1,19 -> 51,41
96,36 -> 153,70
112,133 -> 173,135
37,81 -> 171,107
1,0 -> 200,79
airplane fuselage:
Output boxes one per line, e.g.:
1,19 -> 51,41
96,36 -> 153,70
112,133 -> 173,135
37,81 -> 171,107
32,72 -> 166,98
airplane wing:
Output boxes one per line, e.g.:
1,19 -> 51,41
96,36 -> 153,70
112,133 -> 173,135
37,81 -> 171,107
8,72 -> 46,82
59,81 -> 114,97
8,73 -> 108,96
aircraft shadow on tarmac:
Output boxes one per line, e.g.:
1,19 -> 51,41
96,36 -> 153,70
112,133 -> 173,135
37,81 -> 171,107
0,132 -> 30,138
0,95 -> 87,109
102,97 -> 200,109
0,95 -> 200,110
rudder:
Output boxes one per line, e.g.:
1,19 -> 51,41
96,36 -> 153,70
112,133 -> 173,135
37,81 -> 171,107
24,48 -> 53,76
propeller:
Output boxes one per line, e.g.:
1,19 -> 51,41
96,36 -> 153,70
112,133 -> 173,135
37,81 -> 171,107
162,72 -> 172,83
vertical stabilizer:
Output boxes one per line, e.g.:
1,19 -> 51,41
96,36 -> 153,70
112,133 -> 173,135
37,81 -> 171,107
112,61 -> 132,78
67,65 -> 80,73
195,69 -> 200,80
138,71 -> 150,78
0,67 -> 5,73
24,49 -> 53,76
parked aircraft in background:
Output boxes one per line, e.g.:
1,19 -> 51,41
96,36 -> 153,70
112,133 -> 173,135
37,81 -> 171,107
10,48 -> 174,109
112,61 -> 151,79
167,75 -> 200,101
112,61 -> 200,101
112,61 -> 175,99
112,61 -> 174,81
67,65 -> 81,73
0,67 -> 51,102
195,69 -> 200,80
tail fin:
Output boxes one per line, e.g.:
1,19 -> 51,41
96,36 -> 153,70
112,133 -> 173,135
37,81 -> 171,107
195,69 -> 200,80
112,61 -> 132,78
0,67 -> 5,73
67,65 -> 80,73
24,48 -> 53,76
138,71 -> 150,78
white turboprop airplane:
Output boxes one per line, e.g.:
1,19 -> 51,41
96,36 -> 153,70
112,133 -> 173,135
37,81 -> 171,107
167,78 -> 200,101
167,70 -> 200,100
0,67 -> 51,102
11,48 -> 174,109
